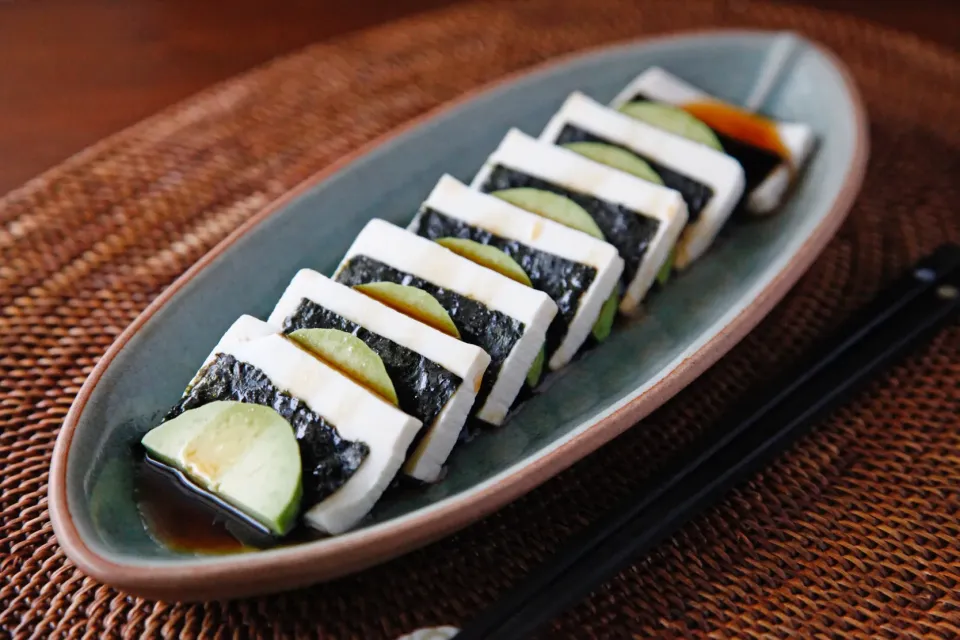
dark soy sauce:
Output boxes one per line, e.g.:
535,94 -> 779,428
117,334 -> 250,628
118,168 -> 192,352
136,455 -> 319,553
682,101 -> 792,198
684,101 -> 790,161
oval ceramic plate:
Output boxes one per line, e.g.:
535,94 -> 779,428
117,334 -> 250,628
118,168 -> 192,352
50,30 -> 867,601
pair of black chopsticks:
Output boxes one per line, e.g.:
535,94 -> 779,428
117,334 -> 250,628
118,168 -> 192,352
457,243 -> 960,640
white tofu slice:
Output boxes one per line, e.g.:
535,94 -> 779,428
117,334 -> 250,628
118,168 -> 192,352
610,67 -> 815,215
191,314 -> 277,384
267,269 -> 491,483
334,219 -> 558,426
471,129 -> 687,313
410,175 -> 624,370
191,315 -> 423,535
539,92 -> 745,269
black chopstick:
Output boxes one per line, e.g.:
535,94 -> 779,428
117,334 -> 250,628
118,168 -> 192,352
457,243 -> 960,640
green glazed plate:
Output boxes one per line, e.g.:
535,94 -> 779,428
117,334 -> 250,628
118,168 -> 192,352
49,30 -> 867,601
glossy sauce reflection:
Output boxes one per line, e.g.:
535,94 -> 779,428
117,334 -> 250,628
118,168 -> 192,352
136,456 -> 293,554
682,101 -> 791,163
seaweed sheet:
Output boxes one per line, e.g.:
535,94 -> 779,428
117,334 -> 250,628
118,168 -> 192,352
336,255 -> 523,416
283,298 -> 462,442
554,124 -> 714,224
167,354 -> 369,504
411,207 -> 596,358
477,165 -> 659,287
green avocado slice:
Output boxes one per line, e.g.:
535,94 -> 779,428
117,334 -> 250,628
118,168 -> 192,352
141,401 -> 302,536
618,101 -> 723,151
656,246 -> 677,286
526,347 -> 545,387
591,291 -> 619,342
289,328 -> 399,406
354,281 -> 461,339
561,142 -> 664,185
492,188 -> 605,240
436,237 -> 532,287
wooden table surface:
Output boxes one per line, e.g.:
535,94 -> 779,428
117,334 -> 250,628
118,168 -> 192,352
1,0 -> 956,197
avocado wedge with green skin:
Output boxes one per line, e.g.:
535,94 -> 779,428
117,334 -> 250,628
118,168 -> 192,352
591,291 -> 619,342
656,247 -> 677,286
354,281 -> 461,339
526,347 -> 545,387
436,237 -> 533,287
561,142 -> 664,185
142,401 -> 302,536
289,328 -> 399,406
491,188 -> 605,240
618,101 -> 723,151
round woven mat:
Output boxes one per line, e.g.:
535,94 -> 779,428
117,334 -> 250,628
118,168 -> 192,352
2,0 -> 958,637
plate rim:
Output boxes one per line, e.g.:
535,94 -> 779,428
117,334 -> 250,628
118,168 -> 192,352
48,28 -> 869,601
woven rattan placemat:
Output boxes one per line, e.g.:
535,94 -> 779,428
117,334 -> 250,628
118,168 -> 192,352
2,0 -> 958,637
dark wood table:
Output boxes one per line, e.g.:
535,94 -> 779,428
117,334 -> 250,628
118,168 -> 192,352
1,0 -> 956,196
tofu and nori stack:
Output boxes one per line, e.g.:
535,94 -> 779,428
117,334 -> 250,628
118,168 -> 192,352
334,219 -> 558,426
268,269 -> 491,483
151,315 -> 423,535
409,175 -> 624,370
539,92 -> 745,270
139,62 -> 817,547
471,129 -> 688,313
610,67 -> 814,215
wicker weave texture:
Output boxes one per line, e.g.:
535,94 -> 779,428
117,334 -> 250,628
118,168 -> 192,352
1,0 -> 958,638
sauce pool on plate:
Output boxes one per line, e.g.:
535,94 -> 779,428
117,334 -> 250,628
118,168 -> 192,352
136,456 -> 319,554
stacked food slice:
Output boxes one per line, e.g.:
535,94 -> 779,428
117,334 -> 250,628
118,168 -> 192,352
146,315 -> 423,535
540,92 -> 745,270
610,67 -> 814,215
334,219 -> 558,425
409,175 -> 624,370
139,66 -> 815,544
268,269 -> 491,483
472,129 -> 688,313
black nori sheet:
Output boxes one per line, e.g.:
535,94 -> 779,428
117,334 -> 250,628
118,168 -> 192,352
626,94 -> 782,196
477,165 -> 659,289
411,208 -> 596,358
711,133 -> 782,196
166,354 -> 369,505
553,124 -> 714,225
282,298 -> 462,441
335,255 -> 524,418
